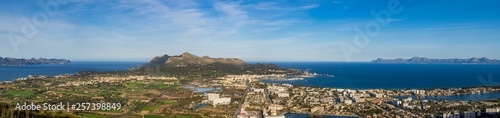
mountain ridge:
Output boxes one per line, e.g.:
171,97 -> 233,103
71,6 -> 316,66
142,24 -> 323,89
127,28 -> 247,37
135,52 -> 300,77
148,52 -> 246,67
0,57 -> 71,66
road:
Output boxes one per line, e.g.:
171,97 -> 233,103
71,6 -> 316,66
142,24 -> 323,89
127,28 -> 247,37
234,81 -> 251,117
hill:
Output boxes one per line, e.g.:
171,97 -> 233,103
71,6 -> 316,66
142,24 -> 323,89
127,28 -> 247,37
135,52 -> 300,77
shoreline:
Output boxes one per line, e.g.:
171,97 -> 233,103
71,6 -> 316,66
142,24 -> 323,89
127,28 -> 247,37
262,80 -> 500,91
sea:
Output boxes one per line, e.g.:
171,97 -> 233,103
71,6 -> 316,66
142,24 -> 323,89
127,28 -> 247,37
0,61 -> 145,81
3,61 -> 500,89
3,61 -> 500,117
262,62 -> 500,90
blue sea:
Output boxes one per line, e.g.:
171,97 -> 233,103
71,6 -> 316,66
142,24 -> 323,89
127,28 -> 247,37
262,62 -> 500,89
2,62 -> 500,90
0,61 -> 145,81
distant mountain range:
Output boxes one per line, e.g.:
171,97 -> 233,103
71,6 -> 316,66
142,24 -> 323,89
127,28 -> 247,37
371,57 -> 500,64
0,57 -> 71,66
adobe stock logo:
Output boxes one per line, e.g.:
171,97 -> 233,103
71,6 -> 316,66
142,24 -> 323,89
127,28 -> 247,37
6,0 -> 66,52
338,0 -> 406,61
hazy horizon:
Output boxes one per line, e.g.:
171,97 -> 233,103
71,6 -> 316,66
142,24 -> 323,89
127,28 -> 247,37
1,0 -> 499,61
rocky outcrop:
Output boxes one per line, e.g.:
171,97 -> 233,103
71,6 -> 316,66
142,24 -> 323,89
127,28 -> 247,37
371,57 -> 500,64
0,57 -> 71,66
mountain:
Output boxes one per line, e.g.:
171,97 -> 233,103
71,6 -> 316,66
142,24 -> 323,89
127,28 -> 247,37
371,57 -> 500,64
148,52 -> 245,67
137,52 -> 300,76
0,57 -> 71,66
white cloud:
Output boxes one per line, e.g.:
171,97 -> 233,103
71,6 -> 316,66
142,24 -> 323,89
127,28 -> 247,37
213,1 -> 248,35
299,4 -> 320,10
251,2 -> 320,11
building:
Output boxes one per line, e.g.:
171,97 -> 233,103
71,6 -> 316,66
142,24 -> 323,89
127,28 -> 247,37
277,92 -> 289,97
253,88 -> 265,93
213,98 -> 231,105
392,99 -> 402,107
353,97 -> 365,103
463,111 -> 480,118
268,104 -> 283,111
207,93 -> 219,101
310,106 -> 324,113
344,99 -> 353,105
485,107 -> 500,114
442,112 -> 460,118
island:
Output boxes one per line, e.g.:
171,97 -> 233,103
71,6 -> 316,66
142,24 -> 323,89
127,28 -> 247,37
0,57 -> 71,66
371,57 -> 500,64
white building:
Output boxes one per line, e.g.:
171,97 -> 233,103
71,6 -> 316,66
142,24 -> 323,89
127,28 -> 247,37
486,107 -> 500,114
207,93 -> 219,101
344,99 -> 353,105
268,104 -> 283,111
403,97 -> 413,102
354,97 -> 365,103
392,99 -> 402,107
463,111 -> 480,118
277,92 -> 289,97
253,88 -> 265,93
213,98 -> 231,105
443,112 -> 460,118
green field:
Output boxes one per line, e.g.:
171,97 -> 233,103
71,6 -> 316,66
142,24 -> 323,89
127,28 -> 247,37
157,100 -> 178,105
80,113 -> 110,118
144,114 -> 168,118
4,90 -> 35,99
141,105 -> 161,111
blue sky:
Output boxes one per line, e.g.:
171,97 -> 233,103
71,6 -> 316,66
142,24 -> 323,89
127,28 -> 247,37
1,0 -> 499,61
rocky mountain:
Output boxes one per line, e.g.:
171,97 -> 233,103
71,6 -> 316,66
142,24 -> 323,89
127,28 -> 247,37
148,52 -> 246,67
0,57 -> 71,66
371,57 -> 500,64
137,52 -> 300,76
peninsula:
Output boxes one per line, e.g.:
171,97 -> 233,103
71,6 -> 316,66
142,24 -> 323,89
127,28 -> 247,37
372,57 -> 500,64
0,57 -> 71,66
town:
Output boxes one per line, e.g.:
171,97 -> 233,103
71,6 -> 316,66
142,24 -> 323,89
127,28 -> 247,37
2,72 -> 500,118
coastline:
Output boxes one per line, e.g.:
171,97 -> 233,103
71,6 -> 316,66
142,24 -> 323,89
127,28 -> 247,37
0,61 -> 145,81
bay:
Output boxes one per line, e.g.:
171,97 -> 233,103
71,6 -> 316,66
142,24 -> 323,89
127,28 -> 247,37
262,62 -> 500,89
0,61 -> 145,81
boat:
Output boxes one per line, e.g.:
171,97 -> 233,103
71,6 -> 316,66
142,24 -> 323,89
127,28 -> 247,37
320,74 -> 334,77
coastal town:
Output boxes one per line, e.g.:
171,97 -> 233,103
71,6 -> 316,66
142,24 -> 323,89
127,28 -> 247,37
2,72 -> 500,118
1,53 -> 500,118
210,74 -> 500,118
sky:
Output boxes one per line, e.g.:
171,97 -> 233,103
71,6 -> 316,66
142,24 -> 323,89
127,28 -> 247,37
0,0 -> 499,62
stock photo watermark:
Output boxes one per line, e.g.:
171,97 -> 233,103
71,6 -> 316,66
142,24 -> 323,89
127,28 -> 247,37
6,0 -> 65,52
338,0 -> 405,61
